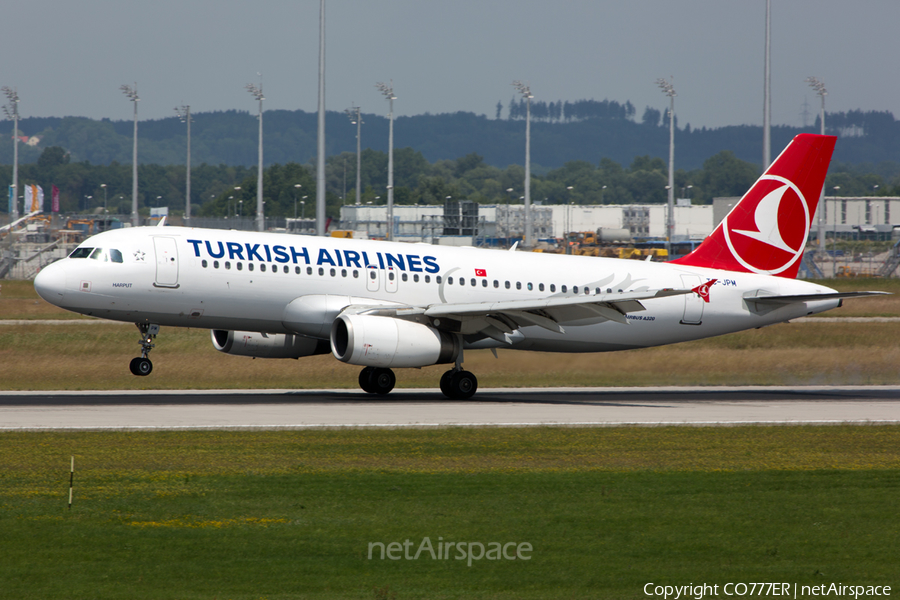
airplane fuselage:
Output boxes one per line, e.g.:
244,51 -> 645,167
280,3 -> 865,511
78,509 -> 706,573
35,225 -> 840,354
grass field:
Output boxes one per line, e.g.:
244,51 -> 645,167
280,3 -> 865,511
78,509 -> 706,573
1,278 -> 899,390
2,427 -> 899,599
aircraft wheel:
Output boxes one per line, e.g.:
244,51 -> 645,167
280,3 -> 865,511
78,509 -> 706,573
359,367 -> 377,393
369,368 -> 396,395
449,370 -> 478,400
439,370 -> 454,398
130,357 -> 152,377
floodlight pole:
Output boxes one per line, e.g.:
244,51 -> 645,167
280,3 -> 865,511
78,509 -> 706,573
807,76 -> 827,254
376,81 -> 396,240
316,0 -> 327,236
2,86 -> 20,222
175,105 -> 192,223
120,83 -> 139,227
657,77 -> 676,256
246,81 -> 265,232
513,81 -> 534,247
762,0 -> 771,169
345,106 -> 362,206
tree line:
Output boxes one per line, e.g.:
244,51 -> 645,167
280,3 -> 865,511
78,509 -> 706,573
3,144 -> 897,222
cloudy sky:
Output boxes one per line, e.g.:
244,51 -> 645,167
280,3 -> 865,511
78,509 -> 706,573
3,0 -> 898,129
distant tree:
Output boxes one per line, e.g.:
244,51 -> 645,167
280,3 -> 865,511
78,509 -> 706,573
495,101 -> 503,120
695,150 -> 758,202
37,146 -> 70,170
641,107 -> 661,127
629,155 -> 666,173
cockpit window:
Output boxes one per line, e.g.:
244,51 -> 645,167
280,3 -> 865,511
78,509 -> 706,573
70,247 -> 93,259
109,249 -> 123,263
89,248 -> 108,262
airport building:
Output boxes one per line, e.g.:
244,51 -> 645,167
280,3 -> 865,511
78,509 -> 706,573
337,201 -> 714,245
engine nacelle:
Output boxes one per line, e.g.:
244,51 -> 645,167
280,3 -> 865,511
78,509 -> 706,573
330,314 -> 459,368
211,330 -> 331,359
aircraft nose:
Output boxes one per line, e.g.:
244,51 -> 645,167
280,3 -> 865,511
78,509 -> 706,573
34,262 -> 67,305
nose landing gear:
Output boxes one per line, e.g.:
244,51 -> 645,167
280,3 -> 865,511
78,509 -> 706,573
129,323 -> 159,377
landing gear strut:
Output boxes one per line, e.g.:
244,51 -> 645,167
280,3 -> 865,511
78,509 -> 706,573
129,323 -> 159,377
358,366 -> 396,395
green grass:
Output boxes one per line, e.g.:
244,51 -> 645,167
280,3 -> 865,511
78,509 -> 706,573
2,427 -> 899,599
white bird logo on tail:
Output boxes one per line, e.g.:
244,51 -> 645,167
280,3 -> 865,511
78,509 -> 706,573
731,184 -> 796,253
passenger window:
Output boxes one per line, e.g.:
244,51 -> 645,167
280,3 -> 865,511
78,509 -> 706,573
295,266 -> 301,274
561,285 -> 567,293
261,264 -> 267,272
585,287 -> 590,295
70,247 -> 93,259
214,261 -> 219,269
330,268 -> 336,277
369,270 -> 376,280
109,249 -> 124,263
436,276 -> 442,284
573,286 -> 578,294
424,275 -> 430,283
388,271 -> 394,281
493,280 -> 499,288
248,263 -> 254,272
539,283 -> 544,292
471,278 -> 476,286
237,263 -> 243,271
283,265 -> 288,274
527,282 -> 533,291
413,274 -> 419,282
225,261 -> 231,270
448,277 -> 454,285
308,267 -> 313,275
401,273 -> 408,282
342,269 -> 347,278
505,281 -> 510,289
460,278 -> 465,286
550,284 -> 556,292
319,267 -> 325,276
516,282 -> 521,290
353,270 -> 359,278
202,260 -> 208,268
481,279 -> 487,287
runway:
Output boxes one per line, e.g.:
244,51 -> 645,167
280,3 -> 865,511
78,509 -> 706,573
1,386 -> 899,430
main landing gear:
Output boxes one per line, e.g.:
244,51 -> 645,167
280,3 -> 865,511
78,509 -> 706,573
358,366 -> 396,395
356,365 -> 478,399
129,323 -> 159,377
439,368 -> 478,400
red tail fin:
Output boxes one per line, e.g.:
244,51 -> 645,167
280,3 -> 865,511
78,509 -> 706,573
673,134 -> 836,278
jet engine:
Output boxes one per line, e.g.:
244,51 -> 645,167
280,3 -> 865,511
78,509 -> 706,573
211,330 -> 331,359
330,314 -> 459,368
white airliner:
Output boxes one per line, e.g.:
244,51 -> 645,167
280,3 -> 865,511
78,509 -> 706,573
34,134 -> 883,398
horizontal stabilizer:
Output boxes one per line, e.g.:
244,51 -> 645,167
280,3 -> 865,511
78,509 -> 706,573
744,291 -> 889,305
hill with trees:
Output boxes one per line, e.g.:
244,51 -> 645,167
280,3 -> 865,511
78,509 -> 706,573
2,103 -> 900,173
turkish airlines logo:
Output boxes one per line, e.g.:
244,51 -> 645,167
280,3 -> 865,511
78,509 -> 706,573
692,279 -> 717,303
722,175 -> 810,275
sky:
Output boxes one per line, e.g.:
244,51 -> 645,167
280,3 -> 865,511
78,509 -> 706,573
2,0 -> 899,129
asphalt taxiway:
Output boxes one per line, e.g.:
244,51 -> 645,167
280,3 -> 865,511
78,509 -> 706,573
1,386 -> 898,430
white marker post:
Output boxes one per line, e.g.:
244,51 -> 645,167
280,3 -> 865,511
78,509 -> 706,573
68,456 -> 74,510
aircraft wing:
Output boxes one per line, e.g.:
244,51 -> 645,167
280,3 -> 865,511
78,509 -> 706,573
347,288 -> 692,343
